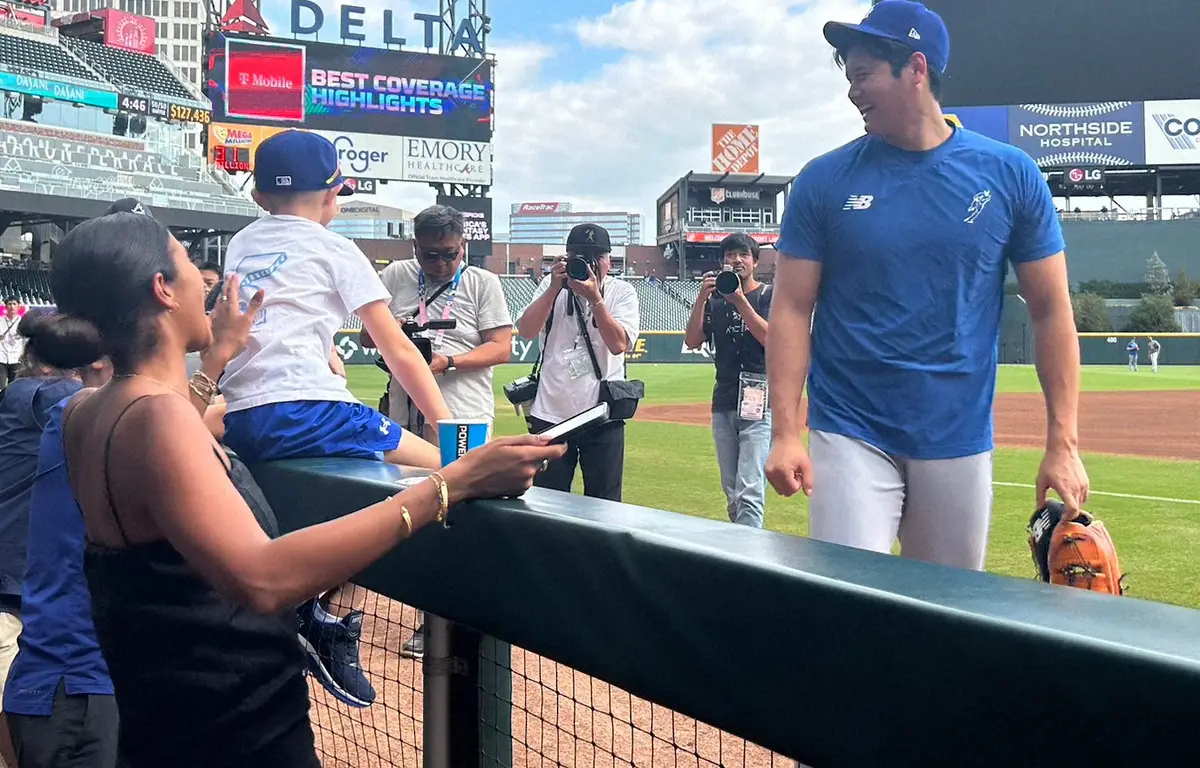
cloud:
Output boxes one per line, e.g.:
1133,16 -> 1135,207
370,0 -> 873,242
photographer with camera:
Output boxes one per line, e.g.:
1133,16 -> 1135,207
684,233 -> 773,528
513,223 -> 642,502
362,204 -> 511,661
362,205 -> 512,439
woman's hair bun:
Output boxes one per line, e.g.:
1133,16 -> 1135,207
20,310 -> 105,370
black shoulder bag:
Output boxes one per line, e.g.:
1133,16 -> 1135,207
570,291 -> 645,422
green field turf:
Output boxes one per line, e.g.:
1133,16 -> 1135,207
345,364 -> 1200,610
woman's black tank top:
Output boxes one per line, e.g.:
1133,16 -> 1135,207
76,395 -> 320,768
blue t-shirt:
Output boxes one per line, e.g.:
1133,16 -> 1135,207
0,376 -> 84,604
776,126 -> 1065,459
4,398 -> 114,716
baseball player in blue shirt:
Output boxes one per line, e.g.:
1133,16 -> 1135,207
765,1 -> 1090,570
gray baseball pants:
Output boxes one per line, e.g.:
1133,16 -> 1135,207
807,430 -> 993,571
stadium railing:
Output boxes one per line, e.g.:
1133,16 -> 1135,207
251,458 -> 1200,768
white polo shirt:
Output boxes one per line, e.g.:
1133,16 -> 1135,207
518,276 -> 640,424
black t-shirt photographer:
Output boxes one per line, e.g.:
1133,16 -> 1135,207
703,285 -> 772,411
684,234 -> 773,414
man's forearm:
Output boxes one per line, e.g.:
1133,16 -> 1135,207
683,296 -> 708,349
1032,308 -> 1081,448
766,305 -> 812,441
591,301 -> 630,355
517,288 -> 558,339
733,299 -> 768,346
446,339 -> 511,372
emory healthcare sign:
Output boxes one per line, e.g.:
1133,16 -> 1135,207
711,124 -> 759,174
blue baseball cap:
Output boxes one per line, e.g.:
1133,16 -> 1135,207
823,0 -> 950,74
253,130 -> 353,197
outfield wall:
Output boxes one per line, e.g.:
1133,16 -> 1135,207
334,330 -> 713,366
335,330 -> 1200,367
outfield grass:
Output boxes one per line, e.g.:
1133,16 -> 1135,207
346,364 -> 1200,610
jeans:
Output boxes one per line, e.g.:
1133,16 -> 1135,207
711,410 -> 772,528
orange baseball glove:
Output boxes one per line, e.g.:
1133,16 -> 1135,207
1028,500 -> 1126,595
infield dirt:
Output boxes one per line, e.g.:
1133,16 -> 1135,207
637,391 -> 1200,461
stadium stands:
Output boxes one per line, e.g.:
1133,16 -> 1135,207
0,264 -> 52,305
0,118 -> 258,217
498,275 -> 537,322
0,29 -> 98,82
62,37 -> 192,100
340,275 -> 708,334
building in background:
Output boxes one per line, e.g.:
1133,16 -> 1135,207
329,203 -> 415,241
508,202 -> 643,246
50,0 -> 206,149
656,173 -> 793,278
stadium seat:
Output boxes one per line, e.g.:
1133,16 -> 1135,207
0,30 -> 101,83
62,37 -> 193,101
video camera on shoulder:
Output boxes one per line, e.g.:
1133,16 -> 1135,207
375,318 -> 457,374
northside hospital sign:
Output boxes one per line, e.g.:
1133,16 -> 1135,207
285,0 -> 484,54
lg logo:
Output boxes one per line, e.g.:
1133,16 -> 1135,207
1067,167 -> 1102,184
331,135 -> 391,175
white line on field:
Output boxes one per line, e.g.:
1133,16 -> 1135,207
993,481 -> 1200,506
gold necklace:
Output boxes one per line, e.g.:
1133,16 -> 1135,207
113,373 -> 190,400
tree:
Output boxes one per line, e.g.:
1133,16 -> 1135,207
1071,292 -> 1114,332
1143,252 -> 1173,296
1124,294 -> 1182,333
1173,268 -> 1198,306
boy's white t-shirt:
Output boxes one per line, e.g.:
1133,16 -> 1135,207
219,214 -> 390,413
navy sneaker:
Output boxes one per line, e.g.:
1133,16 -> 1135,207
296,599 -> 377,708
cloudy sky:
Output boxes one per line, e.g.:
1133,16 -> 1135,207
254,0 -> 873,242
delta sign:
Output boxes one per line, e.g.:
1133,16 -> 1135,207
285,0 -> 482,54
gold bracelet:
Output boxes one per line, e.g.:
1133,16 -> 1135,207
428,471 -> 450,527
399,505 -> 413,539
189,370 -> 218,403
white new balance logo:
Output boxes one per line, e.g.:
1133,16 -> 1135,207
908,28 -> 921,40
843,194 -> 874,210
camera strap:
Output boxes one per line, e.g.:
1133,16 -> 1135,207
416,264 -> 466,350
570,292 -> 605,381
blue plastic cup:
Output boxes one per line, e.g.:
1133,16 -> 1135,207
437,419 -> 491,466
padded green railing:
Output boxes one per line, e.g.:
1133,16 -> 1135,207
251,458 -> 1200,767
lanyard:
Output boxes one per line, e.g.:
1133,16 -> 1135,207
417,264 -> 465,349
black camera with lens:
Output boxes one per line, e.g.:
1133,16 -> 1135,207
705,265 -> 741,298
566,253 -> 598,282
374,318 -> 456,375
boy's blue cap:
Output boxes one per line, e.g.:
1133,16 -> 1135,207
823,0 -> 950,74
253,130 -> 353,197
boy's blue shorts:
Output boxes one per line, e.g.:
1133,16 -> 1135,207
223,400 -> 403,462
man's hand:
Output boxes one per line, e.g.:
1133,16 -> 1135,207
1036,444 -> 1089,520
699,274 -> 717,301
726,281 -> 748,310
550,258 -> 568,292
766,437 -> 814,497
566,265 -> 603,306
429,353 -> 449,375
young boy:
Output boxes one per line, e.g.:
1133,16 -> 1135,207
220,129 -> 453,710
